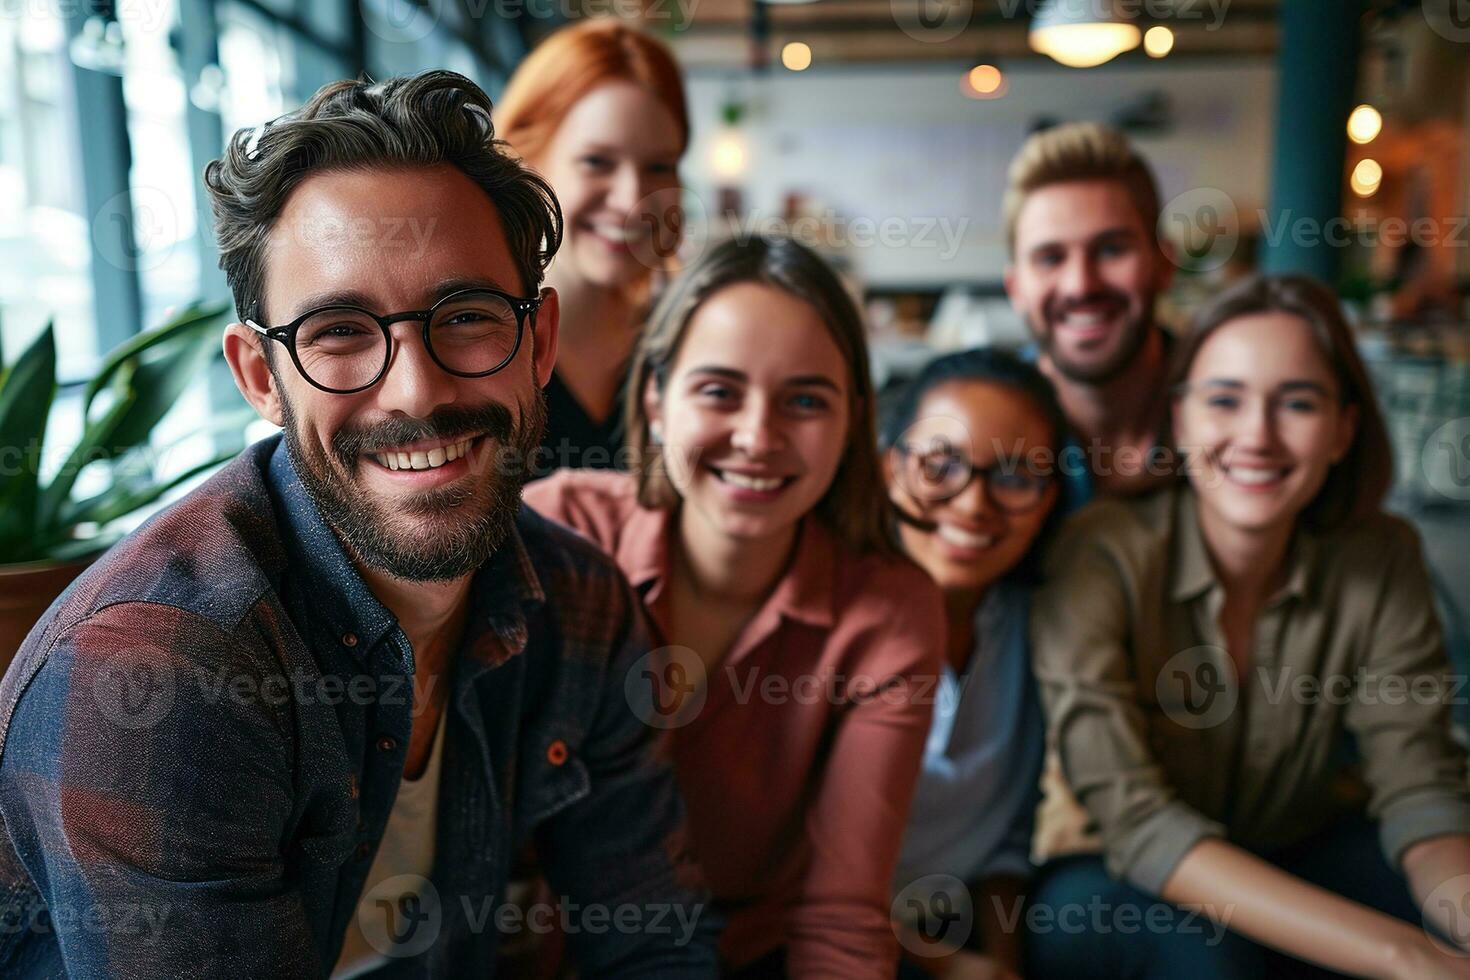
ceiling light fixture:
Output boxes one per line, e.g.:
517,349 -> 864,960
1030,0 -> 1142,68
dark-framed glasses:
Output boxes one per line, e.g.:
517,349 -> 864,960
894,441 -> 1052,514
245,287 -> 545,394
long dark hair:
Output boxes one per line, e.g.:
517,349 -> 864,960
880,347 -> 1071,584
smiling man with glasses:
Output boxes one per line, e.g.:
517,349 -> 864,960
0,70 -> 716,978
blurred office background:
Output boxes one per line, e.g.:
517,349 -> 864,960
2,0 -> 1468,678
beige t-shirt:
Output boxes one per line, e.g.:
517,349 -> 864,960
332,715 -> 447,979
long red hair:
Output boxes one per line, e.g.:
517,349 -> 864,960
496,19 -> 690,164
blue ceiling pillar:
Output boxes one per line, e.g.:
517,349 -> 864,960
1259,0 -> 1366,284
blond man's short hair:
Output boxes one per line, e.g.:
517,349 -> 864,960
1003,122 -> 1162,256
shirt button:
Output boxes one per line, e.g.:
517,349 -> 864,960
376,736 -> 397,752
342,633 -> 358,648
546,739 -> 568,766
355,842 -> 372,860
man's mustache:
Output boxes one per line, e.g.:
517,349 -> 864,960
330,403 -> 515,469
1046,290 -> 1129,322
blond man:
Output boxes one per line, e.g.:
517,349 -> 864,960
1004,122 -> 1176,503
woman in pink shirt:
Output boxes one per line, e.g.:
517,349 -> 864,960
525,235 -> 945,978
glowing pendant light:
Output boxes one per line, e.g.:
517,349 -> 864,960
1030,0 -> 1143,68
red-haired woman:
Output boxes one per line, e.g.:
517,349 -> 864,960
497,19 -> 689,472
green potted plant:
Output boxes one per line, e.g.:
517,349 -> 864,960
0,301 -> 245,666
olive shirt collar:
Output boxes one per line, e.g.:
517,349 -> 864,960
1167,483 -> 1320,607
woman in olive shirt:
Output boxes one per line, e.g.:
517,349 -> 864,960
1028,275 -> 1470,979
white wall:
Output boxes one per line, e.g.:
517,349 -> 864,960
681,57 -> 1279,288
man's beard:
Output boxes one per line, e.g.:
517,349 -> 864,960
281,389 -> 548,582
1032,289 -> 1154,385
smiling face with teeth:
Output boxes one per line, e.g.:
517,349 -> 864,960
537,82 -> 684,291
223,165 -> 559,582
1006,179 -> 1172,384
887,382 -> 1058,600
646,281 -> 851,549
1173,311 -> 1358,541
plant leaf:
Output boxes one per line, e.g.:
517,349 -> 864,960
0,326 -> 57,562
81,301 -> 230,416
38,309 -> 223,528
97,329 -> 217,455
55,449 -> 236,532
35,373 -> 138,532
58,407 -> 256,527
41,533 -> 118,564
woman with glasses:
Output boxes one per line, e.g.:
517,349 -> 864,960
496,19 -> 689,473
880,349 -> 1065,980
525,235 -> 945,978
1027,275 -> 1470,980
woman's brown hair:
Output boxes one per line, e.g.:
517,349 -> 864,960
1169,274 -> 1393,530
626,235 -> 896,557
495,19 -> 690,165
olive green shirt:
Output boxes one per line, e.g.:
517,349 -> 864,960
1032,483 -> 1470,895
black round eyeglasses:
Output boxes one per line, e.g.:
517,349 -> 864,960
244,287 -> 546,394
894,441 -> 1052,514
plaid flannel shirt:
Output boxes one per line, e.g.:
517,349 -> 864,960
0,434 -> 717,978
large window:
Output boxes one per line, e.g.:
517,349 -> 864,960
0,8 -> 94,380
3,0 -> 532,510
119,0 -> 201,332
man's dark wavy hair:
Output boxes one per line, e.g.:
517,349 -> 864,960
203,69 -> 563,333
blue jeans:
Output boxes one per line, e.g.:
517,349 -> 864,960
1024,816 -> 1421,980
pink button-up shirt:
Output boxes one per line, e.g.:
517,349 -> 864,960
524,470 -> 945,977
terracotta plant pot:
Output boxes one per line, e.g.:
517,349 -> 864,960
0,555 -> 98,677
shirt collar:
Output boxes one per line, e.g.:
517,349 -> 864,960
266,435 -> 547,668
492,511 -> 547,610
467,508 -> 547,667
616,502 -> 671,598
267,436 -> 401,659
973,577 -> 1024,633
1169,484 -> 1318,605
1275,527 -> 1318,605
768,517 -> 837,629
615,503 -> 836,631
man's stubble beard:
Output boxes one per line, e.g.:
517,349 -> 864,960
280,384 -> 548,582
1033,298 -> 1156,386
